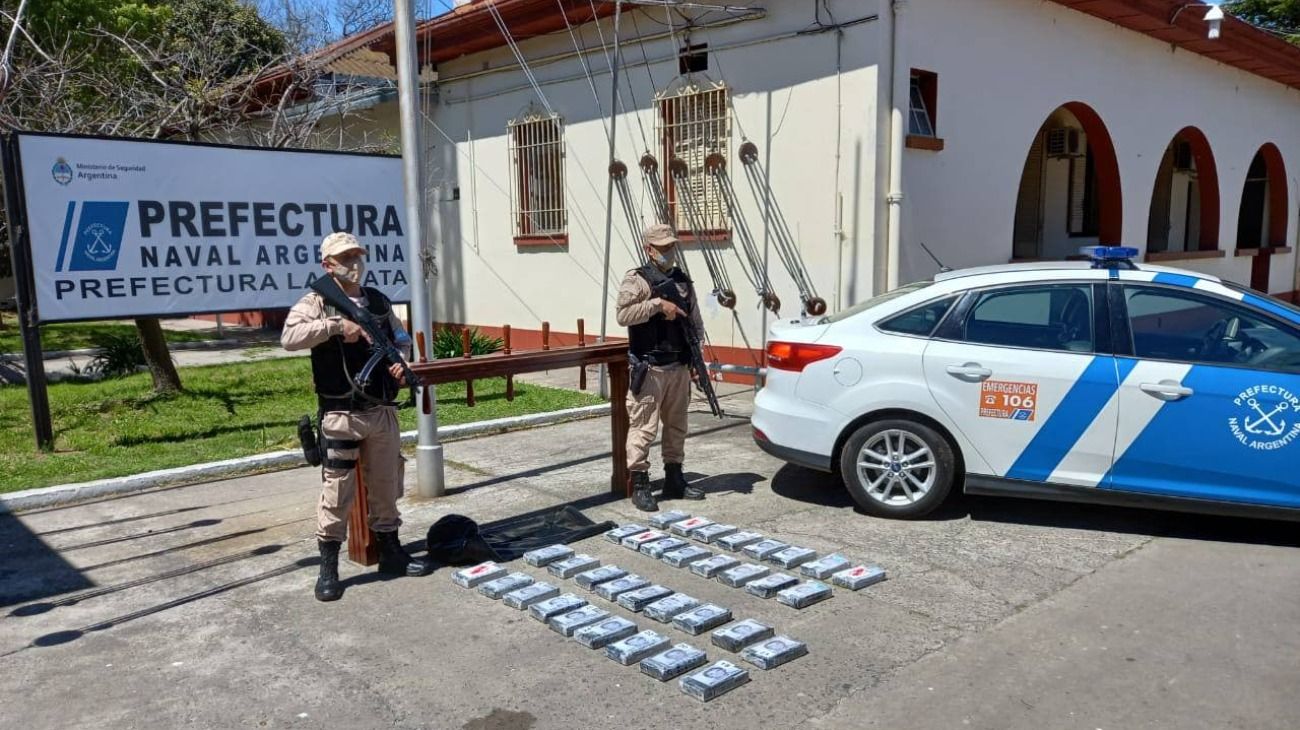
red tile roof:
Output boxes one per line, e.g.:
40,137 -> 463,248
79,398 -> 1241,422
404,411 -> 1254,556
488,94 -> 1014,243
1048,0 -> 1300,90
255,0 -> 1300,101
370,0 -> 616,66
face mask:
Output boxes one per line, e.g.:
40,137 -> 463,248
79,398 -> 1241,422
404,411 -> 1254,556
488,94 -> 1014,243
649,247 -> 677,271
332,259 -> 364,285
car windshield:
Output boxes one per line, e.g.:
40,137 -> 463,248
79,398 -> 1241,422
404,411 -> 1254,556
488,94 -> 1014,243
820,281 -> 934,324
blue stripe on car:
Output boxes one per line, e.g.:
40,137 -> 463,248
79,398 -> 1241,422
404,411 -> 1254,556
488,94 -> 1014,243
1152,272 -> 1202,289
1150,273 -> 1299,325
1005,357 -> 1134,482
1105,365 -> 1300,508
1242,293 -> 1300,326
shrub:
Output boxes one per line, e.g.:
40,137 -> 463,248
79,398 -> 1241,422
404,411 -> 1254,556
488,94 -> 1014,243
432,326 -> 503,359
85,331 -> 149,378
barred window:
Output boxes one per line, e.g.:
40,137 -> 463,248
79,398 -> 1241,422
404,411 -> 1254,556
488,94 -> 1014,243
656,81 -> 731,236
508,114 -> 566,240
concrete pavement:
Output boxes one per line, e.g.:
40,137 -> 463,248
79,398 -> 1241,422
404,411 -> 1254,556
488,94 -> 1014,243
26,339 -> 297,382
0,319 -> 280,384
1,389 -> 1297,729
818,536 -> 1300,730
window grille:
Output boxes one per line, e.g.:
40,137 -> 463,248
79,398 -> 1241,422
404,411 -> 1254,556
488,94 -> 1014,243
656,80 -> 731,235
508,113 -> 566,238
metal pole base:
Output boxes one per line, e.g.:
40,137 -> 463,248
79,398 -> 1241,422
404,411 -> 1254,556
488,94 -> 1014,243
415,443 -> 445,498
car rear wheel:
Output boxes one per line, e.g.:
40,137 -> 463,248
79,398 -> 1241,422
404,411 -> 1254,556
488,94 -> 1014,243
839,419 -> 956,519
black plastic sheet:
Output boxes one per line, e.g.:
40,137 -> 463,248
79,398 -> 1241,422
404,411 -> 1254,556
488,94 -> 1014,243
425,507 -> 615,566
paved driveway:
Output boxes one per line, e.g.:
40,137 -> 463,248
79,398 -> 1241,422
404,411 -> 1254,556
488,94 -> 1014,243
2,390 -> 1297,729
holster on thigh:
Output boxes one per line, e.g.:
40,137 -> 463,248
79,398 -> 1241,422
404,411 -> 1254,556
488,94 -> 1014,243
322,437 -> 361,471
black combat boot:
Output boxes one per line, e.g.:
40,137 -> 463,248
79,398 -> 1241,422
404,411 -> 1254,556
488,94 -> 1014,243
662,463 -> 705,500
630,471 -> 658,512
375,530 -> 434,577
315,540 -> 343,602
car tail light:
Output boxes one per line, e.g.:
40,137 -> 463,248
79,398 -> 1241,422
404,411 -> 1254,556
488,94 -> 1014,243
753,427 -> 769,442
766,341 -> 842,372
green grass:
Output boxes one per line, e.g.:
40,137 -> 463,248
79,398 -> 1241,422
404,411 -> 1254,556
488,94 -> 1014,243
0,357 -> 602,492
0,321 -> 218,354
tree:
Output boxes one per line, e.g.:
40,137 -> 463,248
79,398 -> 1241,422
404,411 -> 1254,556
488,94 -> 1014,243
1225,1 -> 1300,42
1,0 -> 290,393
0,0 -> 383,394
254,0 -> 393,52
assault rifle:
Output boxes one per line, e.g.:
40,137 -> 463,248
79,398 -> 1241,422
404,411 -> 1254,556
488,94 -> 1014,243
643,270 -> 724,418
310,275 -> 418,400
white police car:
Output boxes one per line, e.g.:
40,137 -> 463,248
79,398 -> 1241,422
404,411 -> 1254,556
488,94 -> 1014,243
752,247 -> 1300,520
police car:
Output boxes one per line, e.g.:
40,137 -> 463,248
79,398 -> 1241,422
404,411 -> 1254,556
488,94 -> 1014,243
752,247 -> 1300,520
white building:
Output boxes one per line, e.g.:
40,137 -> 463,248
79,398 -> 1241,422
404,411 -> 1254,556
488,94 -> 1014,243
298,0 -> 1300,373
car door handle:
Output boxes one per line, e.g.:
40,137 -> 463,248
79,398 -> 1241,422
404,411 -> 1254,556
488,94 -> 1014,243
1139,381 -> 1194,401
946,363 -> 992,382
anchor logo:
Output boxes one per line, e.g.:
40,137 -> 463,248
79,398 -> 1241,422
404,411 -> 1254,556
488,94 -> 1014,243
1229,386 -> 1300,451
66,201 -> 129,272
1243,396 -> 1289,437
81,222 -> 116,263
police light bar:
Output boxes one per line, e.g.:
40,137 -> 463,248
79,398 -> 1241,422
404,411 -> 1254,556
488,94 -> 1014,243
1080,246 -> 1139,269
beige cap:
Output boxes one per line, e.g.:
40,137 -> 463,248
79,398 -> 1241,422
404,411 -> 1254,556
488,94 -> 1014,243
643,223 -> 679,249
320,231 -> 365,260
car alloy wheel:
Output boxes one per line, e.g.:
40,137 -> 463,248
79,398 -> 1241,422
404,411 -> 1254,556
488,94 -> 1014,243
856,428 -> 936,507
840,418 -> 956,519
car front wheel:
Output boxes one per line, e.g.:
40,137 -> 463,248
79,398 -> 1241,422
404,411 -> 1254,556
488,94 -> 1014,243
839,418 -> 956,519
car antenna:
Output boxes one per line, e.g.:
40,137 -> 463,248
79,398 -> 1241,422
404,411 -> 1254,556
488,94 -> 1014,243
919,242 -> 952,273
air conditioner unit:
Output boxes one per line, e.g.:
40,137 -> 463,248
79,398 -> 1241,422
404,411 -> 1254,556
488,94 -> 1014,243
1046,128 -> 1083,159
1172,141 -> 1195,172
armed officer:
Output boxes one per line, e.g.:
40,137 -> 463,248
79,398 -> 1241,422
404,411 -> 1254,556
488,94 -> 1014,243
282,231 -> 432,602
617,223 -> 709,512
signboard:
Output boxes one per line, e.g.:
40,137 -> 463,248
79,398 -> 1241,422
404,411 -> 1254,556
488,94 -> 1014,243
979,379 -> 1039,421
12,132 -> 409,322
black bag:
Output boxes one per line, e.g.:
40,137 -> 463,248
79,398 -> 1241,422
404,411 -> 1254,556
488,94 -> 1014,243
424,515 -> 502,566
298,415 -> 322,466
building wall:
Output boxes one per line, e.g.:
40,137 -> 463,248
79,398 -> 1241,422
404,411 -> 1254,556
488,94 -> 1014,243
1039,153 -> 1100,260
1166,169 -> 1197,253
350,0 -> 1300,363
902,0 -> 1300,297
408,0 -> 881,358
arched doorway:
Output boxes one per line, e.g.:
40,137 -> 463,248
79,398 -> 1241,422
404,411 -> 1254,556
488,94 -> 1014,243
1147,127 -> 1220,255
1012,102 -> 1122,260
1237,143 -> 1288,291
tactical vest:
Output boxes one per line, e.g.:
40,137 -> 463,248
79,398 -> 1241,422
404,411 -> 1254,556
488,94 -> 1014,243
628,264 -> 694,366
310,286 -> 399,410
